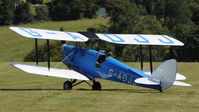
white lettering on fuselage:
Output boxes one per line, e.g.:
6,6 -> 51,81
108,69 -> 133,84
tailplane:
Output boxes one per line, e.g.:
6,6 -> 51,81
135,59 -> 191,91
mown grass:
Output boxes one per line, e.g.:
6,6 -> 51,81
0,18 -> 108,62
0,62 -> 198,112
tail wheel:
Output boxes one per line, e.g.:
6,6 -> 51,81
92,81 -> 101,90
63,81 -> 72,90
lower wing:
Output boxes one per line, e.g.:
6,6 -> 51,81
11,63 -> 89,80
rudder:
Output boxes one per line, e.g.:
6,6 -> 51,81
149,59 -> 177,91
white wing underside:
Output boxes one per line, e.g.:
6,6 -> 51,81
11,63 -> 89,80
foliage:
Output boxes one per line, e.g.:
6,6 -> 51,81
27,0 -> 43,4
34,6 -> 49,21
0,0 -> 15,25
47,0 -> 99,20
14,2 -> 36,24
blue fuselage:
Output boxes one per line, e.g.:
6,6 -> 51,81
62,45 -> 160,90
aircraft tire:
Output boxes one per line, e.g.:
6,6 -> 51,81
63,81 -> 72,90
92,81 -> 101,90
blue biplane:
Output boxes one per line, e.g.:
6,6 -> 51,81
10,27 -> 191,92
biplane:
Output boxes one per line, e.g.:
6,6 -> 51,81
9,27 -> 191,92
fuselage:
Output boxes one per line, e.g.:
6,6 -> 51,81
62,45 -> 160,90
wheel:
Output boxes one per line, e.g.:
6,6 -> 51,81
63,81 -> 72,90
92,81 -> 101,90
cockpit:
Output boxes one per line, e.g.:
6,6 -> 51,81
96,54 -> 107,68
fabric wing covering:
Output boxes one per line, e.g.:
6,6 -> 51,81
10,27 -> 184,46
11,63 -> 89,80
9,27 -> 89,42
96,34 -> 184,46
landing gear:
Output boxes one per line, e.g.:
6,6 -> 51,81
63,81 -> 72,90
63,80 -> 101,90
92,81 -> 101,90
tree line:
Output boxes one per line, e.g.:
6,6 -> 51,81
0,0 -> 100,25
0,0 -> 198,62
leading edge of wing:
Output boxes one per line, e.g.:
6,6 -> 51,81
11,63 -> 89,80
96,33 -> 184,46
9,27 -> 89,42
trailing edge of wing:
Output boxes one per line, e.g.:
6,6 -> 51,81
96,34 -> 184,46
9,27 -> 89,42
11,63 -> 89,80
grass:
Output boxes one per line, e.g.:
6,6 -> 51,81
0,62 -> 198,112
0,18 -> 108,62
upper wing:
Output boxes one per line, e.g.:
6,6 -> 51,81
10,27 -> 184,46
96,34 -> 184,46
11,63 -> 89,80
9,27 -> 89,42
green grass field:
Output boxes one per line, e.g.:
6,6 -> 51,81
0,18 -> 198,112
0,62 -> 198,112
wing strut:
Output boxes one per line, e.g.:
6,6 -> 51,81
35,39 -> 39,66
149,46 -> 153,74
47,39 -> 50,70
140,45 -> 143,70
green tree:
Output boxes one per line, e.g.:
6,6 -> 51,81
0,0 -> 15,25
71,0 -> 99,18
47,0 -> 99,20
47,0 -> 73,20
14,2 -> 36,24
34,6 -> 49,21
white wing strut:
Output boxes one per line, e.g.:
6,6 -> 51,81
11,63 -> 89,80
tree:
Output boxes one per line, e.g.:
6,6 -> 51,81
34,6 -> 49,21
14,2 -> 36,24
27,0 -> 43,4
47,0 -> 99,20
0,0 -> 15,25
47,0 -> 73,20
71,0 -> 99,18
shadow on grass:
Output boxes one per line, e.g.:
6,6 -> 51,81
77,88 -> 160,93
0,88 -> 160,93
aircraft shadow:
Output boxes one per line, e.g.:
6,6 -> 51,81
0,88 -> 159,93
77,88 -> 159,93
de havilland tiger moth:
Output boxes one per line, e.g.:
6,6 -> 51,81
9,27 -> 191,92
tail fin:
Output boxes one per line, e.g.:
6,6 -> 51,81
149,59 -> 177,91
